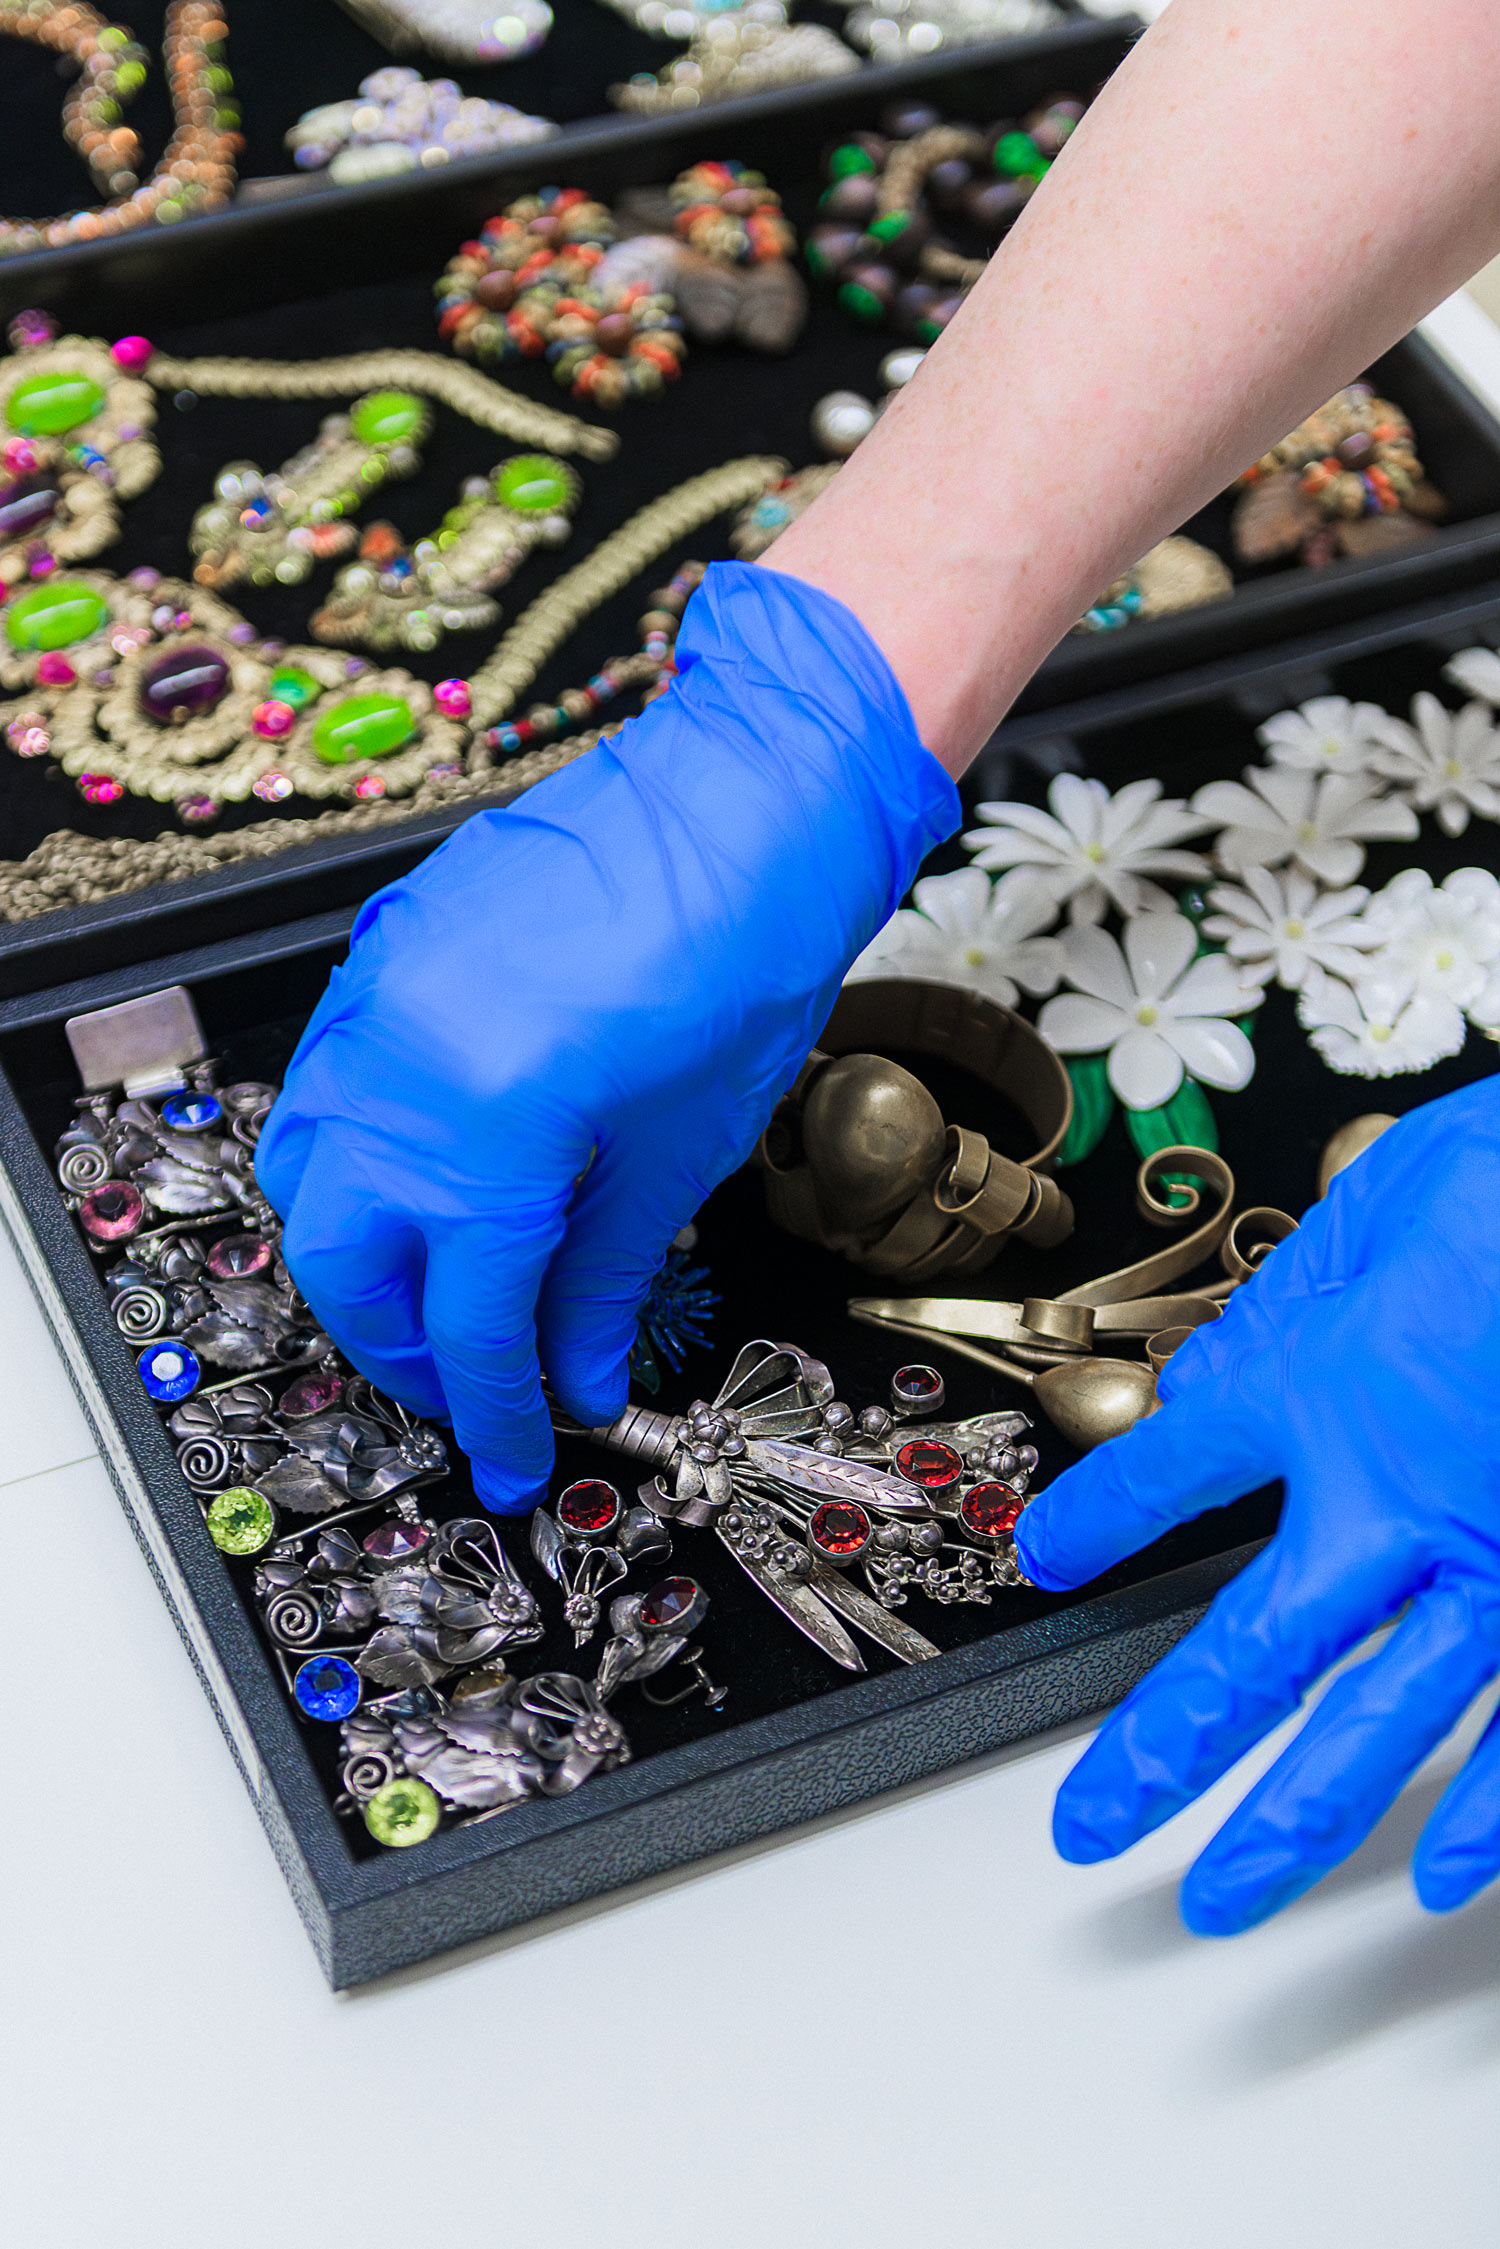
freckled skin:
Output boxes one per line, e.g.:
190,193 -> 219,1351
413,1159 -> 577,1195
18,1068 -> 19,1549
767,0 -> 1500,781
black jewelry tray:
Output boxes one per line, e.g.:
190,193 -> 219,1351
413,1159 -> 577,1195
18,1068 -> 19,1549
12,569 -> 1500,1982
0,3 -> 1127,316
0,901 -> 1271,1987
2,22 -> 1500,1010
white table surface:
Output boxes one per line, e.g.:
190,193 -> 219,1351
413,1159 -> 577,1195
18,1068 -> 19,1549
9,292 -> 1500,2249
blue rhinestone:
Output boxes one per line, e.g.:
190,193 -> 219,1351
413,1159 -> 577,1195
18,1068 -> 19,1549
293,1655 -> 361,1723
138,1341 -> 201,1401
160,1091 -> 222,1132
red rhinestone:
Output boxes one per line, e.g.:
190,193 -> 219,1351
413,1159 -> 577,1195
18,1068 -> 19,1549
894,1364 -> 943,1397
557,1479 -> 620,1536
960,1482 -> 1023,1540
809,1500 -> 871,1556
894,1439 -> 963,1492
639,1576 -> 698,1630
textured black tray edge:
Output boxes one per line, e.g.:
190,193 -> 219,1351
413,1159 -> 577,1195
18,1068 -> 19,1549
328,1549 -> 1253,1988
0,14 -> 1135,325
1019,330 -> 1500,714
0,901 -> 1265,1987
991,565 -> 1500,755
14,556 -> 1500,1015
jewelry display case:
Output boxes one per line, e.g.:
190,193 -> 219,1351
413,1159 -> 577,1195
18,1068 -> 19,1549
4,27 -> 1500,1006
9,572 -> 1500,1981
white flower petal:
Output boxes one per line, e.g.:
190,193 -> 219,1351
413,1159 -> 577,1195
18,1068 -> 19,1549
1295,836 -> 1365,887
909,865 -> 993,936
1162,1015 -> 1256,1092
1059,923 -> 1136,1007
1037,992 -> 1131,1051
1167,949 -> 1257,1017
1444,647 -> 1500,706
1107,1026 -> 1184,1108
1122,911 -> 1197,998
1049,771 -> 1109,848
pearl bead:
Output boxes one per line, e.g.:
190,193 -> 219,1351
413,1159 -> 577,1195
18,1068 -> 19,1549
879,347 -> 926,391
811,390 -> 876,458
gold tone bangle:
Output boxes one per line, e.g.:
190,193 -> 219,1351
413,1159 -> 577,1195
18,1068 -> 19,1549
145,349 -> 619,462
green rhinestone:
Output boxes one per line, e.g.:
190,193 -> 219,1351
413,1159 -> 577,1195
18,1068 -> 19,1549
828,143 -> 876,180
364,1777 -> 442,1848
5,579 -> 110,651
115,57 -> 147,90
349,389 -> 427,447
206,1486 -> 275,1557
268,664 -> 321,711
837,282 -> 886,324
6,369 -> 107,438
994,131 -> 1048,179
494,454 -> 573,514
311,690 -> 416,765
868,212 -> 911,243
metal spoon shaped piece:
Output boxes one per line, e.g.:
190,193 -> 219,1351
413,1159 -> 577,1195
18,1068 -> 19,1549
847,1306 -> 1157,1449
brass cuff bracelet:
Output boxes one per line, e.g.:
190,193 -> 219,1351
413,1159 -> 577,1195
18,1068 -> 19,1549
755,979 -> 1074,1284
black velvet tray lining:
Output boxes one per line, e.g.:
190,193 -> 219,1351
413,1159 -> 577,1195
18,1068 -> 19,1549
4,85 -> 1500,963
0,5 -> 1125,317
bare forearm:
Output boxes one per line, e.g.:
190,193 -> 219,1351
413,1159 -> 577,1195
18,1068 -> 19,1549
766,0 -> 1500,774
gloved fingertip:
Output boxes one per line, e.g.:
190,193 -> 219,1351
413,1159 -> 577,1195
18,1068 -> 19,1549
546,1357 -> 631,1435
1013,1509 -> 1085,1593
1179,1853 -> 1321,1939
471,1464 -> 550,1517
1413,1851 -> 1497,1916
1052,1796 -> 1130,1865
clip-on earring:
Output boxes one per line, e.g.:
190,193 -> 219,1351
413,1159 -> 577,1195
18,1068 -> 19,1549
530,1476 -> 673,1645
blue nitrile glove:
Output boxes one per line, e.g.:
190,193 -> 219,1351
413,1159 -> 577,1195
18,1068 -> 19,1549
1014,1077 -> 1500,1933
255,562 -> 958,1512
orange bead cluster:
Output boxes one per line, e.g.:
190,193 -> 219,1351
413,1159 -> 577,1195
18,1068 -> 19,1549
0,0 -> 240,259
669,161 -> 796,266
1238,385 -> 1424,522
436,187 -> 687,408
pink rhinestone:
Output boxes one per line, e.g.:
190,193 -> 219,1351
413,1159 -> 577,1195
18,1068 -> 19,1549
362,1519 -> 431,1564
79,772 -> 124,804
29,553 -> 55,578
353,774 -> 386,799
127,566 -> 162,590
252,699 -> 296,740
78,1180 -> 144,1240
206,1234 -> 273,1279
8,310 -> 57,349
428,762 -> 462,779
174,611 -> 191,630
227,622 -> 255,645
433,678 -> 472,719
3,439 -> 38,475
15,726 -> 50,757
279,1367 -> 343,1418
252,770 -> 294,802
111,335 -> 154,373
35,652 -> 75,688
151,604 -> 175,632
344,658 -> 366,678
177,794 -> 219,825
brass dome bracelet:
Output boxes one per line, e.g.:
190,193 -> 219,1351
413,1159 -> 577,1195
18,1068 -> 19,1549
756,978 -> 1075,1284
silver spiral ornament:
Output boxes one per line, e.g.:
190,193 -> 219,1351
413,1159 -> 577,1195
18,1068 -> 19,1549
175,1432 -> 233,1491
341,1748 -> 397,1801
264,1589 -> 323,1647
114,1283 -> 170,1342
57,1143 -> 111,1192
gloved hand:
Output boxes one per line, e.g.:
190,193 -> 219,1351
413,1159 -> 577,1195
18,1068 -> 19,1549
1014,1077 -> 1500,1932
255,562 -> 958,1512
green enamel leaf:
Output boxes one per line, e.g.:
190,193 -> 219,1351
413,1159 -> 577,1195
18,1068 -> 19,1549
1057,1053 -> 1114,1167
1125,1078 -> 1219,1204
